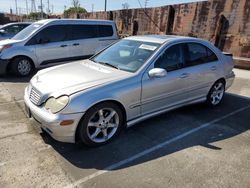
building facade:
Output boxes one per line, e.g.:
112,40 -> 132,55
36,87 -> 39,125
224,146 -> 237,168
76,0 -> 250,68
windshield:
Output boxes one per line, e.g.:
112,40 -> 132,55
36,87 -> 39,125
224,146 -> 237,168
12,23 -> 42,40
91,39 -> 161,73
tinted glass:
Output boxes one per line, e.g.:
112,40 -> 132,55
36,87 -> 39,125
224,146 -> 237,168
98,25 -> 113,37
26,25 -> 69,45
4,25 -> 22,34
154,44 -> 183,72
91,39 -> 160,72
184,43 -> 218,66
70,24 -> 98,40
37,25 -> 68,43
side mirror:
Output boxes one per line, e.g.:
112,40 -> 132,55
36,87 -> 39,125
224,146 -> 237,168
0,29 -> 6,35
148,68 -> 167,78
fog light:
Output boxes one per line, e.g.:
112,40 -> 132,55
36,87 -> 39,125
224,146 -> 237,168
60,120 -> 74,126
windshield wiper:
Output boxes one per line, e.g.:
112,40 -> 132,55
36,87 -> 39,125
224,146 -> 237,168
98,62 -> 119,70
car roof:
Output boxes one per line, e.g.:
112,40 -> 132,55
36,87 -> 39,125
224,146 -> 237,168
126,35 -> 203,44
36,19 -> 115,25
1,22 -> 31,27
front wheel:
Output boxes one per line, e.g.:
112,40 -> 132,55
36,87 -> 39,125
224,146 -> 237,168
77,102 -> 124,147
11,57 -> 33,76
206,80 -> 225,106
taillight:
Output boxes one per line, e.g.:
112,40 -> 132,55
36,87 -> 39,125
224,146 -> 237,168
0,44 -> 12,53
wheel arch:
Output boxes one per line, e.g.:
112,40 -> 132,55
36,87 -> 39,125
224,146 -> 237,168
7,55 -> 35,73
74,99 -> 127,143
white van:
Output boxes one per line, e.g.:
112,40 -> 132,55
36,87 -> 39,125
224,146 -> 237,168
0,19 -> 119,76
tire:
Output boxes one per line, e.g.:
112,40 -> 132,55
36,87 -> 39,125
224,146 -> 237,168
206,80 -> 225,106
77,102 -> 124,147
11,57 -> 33,76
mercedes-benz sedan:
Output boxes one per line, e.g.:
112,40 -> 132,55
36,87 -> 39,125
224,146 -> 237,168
24,35 -> 235,146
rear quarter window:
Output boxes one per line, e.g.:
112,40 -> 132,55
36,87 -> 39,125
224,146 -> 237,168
98,25 -> 114,37
184,43 -> 218,67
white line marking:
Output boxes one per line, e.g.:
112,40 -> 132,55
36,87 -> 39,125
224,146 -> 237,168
0,162 -> 7,167
64,105 -> 250,188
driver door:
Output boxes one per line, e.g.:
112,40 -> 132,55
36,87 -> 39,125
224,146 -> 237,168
141,43 -> 192,115
29,25 -> 70,66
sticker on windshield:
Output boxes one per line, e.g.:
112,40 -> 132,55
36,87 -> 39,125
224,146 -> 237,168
33,24 -> 41,28
139,44 -> 157,51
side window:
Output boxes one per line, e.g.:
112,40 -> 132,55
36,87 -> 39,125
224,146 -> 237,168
27,25 -> 68,45
71,24 -> 98,40
98,25 -> 114,37
38,25 -> 68,43
154,44 -> 183,72
185,43 -> 218,67
4,25 -> 21,34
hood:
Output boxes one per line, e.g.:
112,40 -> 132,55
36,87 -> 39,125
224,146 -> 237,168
0,39 -> 21,45
30,59 -> 131,99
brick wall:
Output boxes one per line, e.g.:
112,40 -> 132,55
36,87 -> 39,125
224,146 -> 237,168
68,0 -> 250,68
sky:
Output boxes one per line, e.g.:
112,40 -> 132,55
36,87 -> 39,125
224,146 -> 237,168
0,0 -> 204,14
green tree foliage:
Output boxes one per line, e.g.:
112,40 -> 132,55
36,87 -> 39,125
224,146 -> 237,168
25,12 -> 48,20
64,0 -> 87,18
63,7 -> 87,18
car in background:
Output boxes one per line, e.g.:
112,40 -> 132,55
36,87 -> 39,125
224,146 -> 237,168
0,22 -> 31,40
0,19 -> 119,76
24,35 -> 235,146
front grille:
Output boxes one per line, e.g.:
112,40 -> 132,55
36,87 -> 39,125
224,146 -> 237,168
29,87 -> 42,105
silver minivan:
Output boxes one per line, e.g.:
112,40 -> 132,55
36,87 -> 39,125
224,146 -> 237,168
0,19 -> 119,76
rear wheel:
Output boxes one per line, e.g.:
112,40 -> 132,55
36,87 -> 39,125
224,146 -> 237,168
11,57 -> 33,76
77,102 -> 124,147
206,80 -> 225,106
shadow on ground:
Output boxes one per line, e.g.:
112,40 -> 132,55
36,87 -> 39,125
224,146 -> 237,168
0,71 -> 37,83
40,94 -> 250,171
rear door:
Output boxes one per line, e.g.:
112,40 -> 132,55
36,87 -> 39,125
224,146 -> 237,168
68,24 -> 99,60
180,42 -> 221,98
32,25 -> 70,65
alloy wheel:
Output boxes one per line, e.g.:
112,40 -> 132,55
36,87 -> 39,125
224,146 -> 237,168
87,108 -> 119,143
210,82 -> 224,105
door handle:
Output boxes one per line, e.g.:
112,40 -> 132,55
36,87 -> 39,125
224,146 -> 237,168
73,43 -> 80,46
210,66 -> 217,71
180,73 -> 190,78
60,44 -> 68,47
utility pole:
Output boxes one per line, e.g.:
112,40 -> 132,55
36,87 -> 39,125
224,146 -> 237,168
40,0 -> 43,19
92,4 -> 94,13
104,0 -> 107,12
144,0 -> 149,8
25,0 -> 29,15
31,0 -> 37,13
15,0 -> 18,15
47,0 -> 50,14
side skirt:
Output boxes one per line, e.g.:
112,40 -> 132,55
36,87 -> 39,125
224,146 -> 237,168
126,97 -> 206,128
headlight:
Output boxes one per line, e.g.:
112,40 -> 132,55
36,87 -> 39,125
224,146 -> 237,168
44,96 -> 69,114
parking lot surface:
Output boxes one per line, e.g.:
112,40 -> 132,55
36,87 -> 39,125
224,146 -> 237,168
0,68 -> 250,188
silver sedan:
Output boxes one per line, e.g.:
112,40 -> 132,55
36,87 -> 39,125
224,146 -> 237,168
24,35 -> 235,146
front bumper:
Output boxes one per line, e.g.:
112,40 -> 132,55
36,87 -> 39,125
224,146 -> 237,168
24,87 -> 84,143
0,58 -> 9,75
